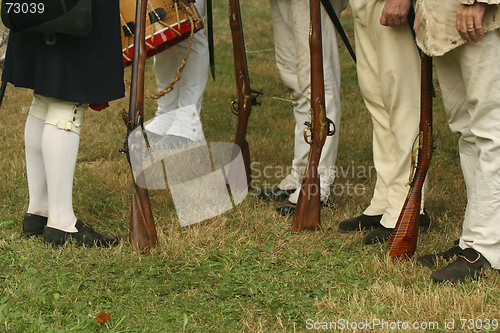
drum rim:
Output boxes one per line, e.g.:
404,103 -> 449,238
121,18 -> 193,53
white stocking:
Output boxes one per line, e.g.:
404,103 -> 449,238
42,125 -> 79,232
25,115 -> 48,216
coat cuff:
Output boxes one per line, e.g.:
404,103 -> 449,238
460,0 -> 500,5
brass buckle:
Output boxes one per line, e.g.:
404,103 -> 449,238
458,251 -> 481,264
63,121 -> 73,131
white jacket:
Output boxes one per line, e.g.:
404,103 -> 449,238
415,0 -> 500,56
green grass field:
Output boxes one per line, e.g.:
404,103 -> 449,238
0,2 -> 499,332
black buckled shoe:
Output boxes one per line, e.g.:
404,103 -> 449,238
430,248 -> 491,283
417,240 -> 461,268
43,219 -> 119,247
256,187 -> 295,201
363,225 -> 393,245
363,211 -> 432,245
22,213 -> 48,237
338,214 -> 383,233
276,201 -> 297,216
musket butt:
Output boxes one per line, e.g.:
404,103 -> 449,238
129,187 -> 158,253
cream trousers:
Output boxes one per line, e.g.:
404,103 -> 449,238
436,30 -> 500,269
350,0 -> 422,228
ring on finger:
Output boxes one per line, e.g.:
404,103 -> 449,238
467,26 -> 474,31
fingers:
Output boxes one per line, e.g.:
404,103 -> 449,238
467,22 -> 477,43
474,14 -> 485,39
380,11 -> 407,27
380,0 -> 411,27
456,3 -> 487,43
456,6 -> 471,42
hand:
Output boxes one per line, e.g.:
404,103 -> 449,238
380,0 -> 412,27
456,2 -> 488,43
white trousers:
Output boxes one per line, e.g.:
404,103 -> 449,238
270,0 -> 342,203
351,0 -> 422,228
435,30 -> 500,269
149,0 -> 208,143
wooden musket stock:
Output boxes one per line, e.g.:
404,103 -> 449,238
387,53 -> 433,259
228,0 -> 261,188
122,0 -> 158,252
291,0 -> 334,232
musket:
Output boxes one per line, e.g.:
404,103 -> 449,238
228,0 -> 261,188
120,0 -> 158,252
387,53 -> 433,259
207,0 -> 215,80
291,0 -> 335,232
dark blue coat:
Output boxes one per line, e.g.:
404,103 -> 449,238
2,0 -> 125,104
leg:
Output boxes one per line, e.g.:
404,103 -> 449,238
22,96 -> 50,236
351,0 -> 421,228
263,0 -> 303,202
351,0 -> 390,217
422,31 -> 500,283
25,96 -> 49,217
42,98 -> 87,232
271,0 -> 308,193
38,96 -> 117,247
272,0 -> 341,205
149,1 -> 208,143
455,32 -> 500,269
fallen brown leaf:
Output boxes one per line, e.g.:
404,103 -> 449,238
94,310 -> 112,324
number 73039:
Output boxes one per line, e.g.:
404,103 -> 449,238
460,318 -> 498,330
5,2 -> 45,14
